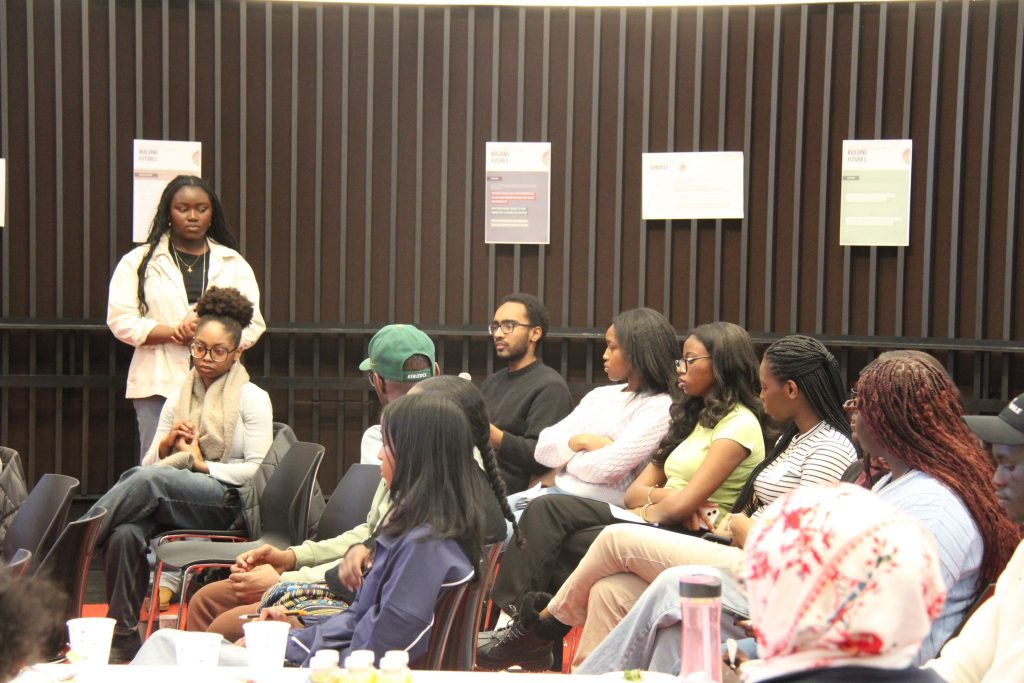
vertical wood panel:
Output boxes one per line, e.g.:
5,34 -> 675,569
1,0 -> 1022,493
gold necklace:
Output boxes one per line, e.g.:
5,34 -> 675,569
172,244 -> 207,273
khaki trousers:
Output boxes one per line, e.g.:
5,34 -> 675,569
185,578 -> 260,641
545,523 -> 743,669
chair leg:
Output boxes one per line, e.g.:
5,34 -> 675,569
562,626 -> 582,674
143,562 -> 164,640
176,566 -> 198,631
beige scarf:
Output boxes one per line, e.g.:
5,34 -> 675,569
159,360 -> 249,468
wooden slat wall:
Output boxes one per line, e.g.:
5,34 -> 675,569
1,0 -> 1022,494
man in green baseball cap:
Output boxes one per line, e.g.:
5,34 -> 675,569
358,324 -> 438,464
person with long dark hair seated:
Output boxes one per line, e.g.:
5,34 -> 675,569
478,321 -> 767,671
107,175 -> 265,464
92,287 -> 273,661
521,307 -> 679,506
136,393 -> 499,666
485,335 -> 857,671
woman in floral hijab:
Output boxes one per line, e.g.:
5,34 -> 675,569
741,483 -> 947,682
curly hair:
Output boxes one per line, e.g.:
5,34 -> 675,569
653,321 -> 765,467
732,335 -> 853,515
135,175 -> 238,315
195,286 -> 255,346
413,375 -> 523,547
856,355 -> 1021,590
0,573 -> 65,682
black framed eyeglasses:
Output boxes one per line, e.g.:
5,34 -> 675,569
487,320 -> 535,335
675,355 -> 711,373
189,341 -> 237,363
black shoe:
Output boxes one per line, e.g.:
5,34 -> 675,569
476,592 -> 569,671
109,629 -> 142,664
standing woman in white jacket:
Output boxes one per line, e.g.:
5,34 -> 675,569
107,175 -> 265,463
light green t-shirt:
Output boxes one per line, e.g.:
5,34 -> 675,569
663,403 -> 765,509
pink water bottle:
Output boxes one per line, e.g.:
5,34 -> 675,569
678,573 -> 723,683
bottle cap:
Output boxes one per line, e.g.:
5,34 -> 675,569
383,650 -> 409,666
349,650 -> 375,666
314,649 -> 340,665
679,573 -> 722,599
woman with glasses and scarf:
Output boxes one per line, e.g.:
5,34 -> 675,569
90,287 -> 273,662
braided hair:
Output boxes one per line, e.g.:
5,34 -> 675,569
732,335 -> 853,515
135,175 -> 238,315
653,322 -> 766,467
413,375 -> 523,548
857,356 -> 1021,590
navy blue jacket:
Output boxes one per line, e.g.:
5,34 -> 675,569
284,525 -> 474,666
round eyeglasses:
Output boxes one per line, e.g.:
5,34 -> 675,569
189,341 -> 237,363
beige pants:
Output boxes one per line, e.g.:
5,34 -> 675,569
545,523 -> 743,669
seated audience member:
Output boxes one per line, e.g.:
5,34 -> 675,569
487,335 -> 857,671
89,287 -> 273,662
480,293 -> 574,493
357,324 -> 439,462
188,374 -> 511,640
739,484 -> 947,682
136,393 -> 500,666
925,392 -> 1024,682
854,355 -> 1019,661
0,573 -> 64,683
479,320 -> 767,670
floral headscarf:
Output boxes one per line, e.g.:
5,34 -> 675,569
740,483 -> 947,682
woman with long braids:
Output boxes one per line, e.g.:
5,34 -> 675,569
478,321 -> 771,671
480,335 -> 858,672
855,354 -> 1020,662
107,175 -> 265,464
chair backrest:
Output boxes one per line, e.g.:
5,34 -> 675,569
5,547 -> 32,577
414,582 -> 471,670
2,472 -> 79,566
258,441 -> 325,546
34,506 -> 106,658
315,464 -> 382,540
0,446 -> 29,551
438,542 -> 504,671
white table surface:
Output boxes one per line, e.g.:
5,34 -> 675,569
15,664 -> 621,683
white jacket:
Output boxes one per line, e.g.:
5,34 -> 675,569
925,541 -> 1024,683
107,234 -> 265,399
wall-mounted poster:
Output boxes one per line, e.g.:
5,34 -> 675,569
484,142 -> 551,245
133,140 -> 202,243
839,139 -> 912,247
641,151 -> 745,220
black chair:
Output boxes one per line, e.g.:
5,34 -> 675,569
314,463 -> 382,540
414,582 -> 471,670
150,441 -> 325,631
5,547 -> 32,576
2,473 -> 80,570
34,506 -> 107,658
439,542 -> 503,671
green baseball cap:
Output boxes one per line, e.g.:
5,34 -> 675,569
359,324 -> 437,382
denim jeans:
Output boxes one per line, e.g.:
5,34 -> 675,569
89,466 -> 240,634
576,564 -> 753,675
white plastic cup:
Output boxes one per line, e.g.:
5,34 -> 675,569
174,631 -> 222,667
66,617 -> 116,666
242,620 -> 291,669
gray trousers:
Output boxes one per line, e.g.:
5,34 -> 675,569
89,466 -> 239,634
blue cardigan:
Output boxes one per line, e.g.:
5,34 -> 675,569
284,525 -> 475,666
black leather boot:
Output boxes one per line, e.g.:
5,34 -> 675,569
476,591 -> 571,671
